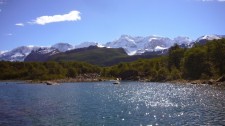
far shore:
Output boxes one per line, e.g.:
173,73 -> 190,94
1,76 -> 225,86
168,79 -> 225,85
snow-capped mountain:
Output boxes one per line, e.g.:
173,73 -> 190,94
195,34 -> 223,46
105,35 -> 185,55
52,43 -> 74,52
35,47 -> 60,55
0,43 -> 73,62
75,42 -> 104,49
173,36 -> 194,48
24,47 -> 60,62
196,35 -> 221,42
0,46 -> 40,61
0,34 -> 224,62
105,35 -> 137,55
0,51 -> 8,55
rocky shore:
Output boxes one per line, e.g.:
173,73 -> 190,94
169,75 -> 225,85
4,75 -> 225,86
25,73 -> 106,84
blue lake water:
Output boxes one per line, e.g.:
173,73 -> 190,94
0,81 -> 225,126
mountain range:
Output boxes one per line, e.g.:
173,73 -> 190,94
0,34 -> 224,62
25,45 -> 165,66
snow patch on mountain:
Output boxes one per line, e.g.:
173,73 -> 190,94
34,47 -> 60,56
52,43 -> 74,52
0,46 -> 40,61
24,47 -> 61,62
105,35 -> 174,55
0,50 -> 8,55
196,35 -> 221,42
1,34 -> 224,61
154,46 -> 168,51
11,53 -> 24,58
105,35 -> 138,55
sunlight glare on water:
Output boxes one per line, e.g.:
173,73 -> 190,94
0,81 -> 225,126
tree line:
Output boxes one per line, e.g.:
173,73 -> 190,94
0,61 -> 100,80
0,39 -> 224,81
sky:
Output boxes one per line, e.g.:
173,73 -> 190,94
0,0 -> 225,51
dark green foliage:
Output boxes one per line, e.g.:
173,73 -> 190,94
182,39 -> 225,79
26,62 -> 48,80
206,39 -> 225,75
168,44 -> 185,70
67,68 -> 78,78
119,69 -> 139,80
169,67 -> 182,80
0,61 -> 100,80
183,48 -> 208,79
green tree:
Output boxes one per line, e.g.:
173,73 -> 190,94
208,39 -> 225,75
67,68 -> 78,78
183,48 -> 209,79
168,44 -> 185,70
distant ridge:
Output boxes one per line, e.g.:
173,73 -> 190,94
25,46 -> 164,66
1,34 -> 224,62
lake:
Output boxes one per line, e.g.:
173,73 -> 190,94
0,81 -> 225,126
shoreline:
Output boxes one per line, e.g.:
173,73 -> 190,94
168,79 -> 225,85
1,75 -> 224,85
1,78 -> 224,86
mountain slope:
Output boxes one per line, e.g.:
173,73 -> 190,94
0,46 -> 40,61
49,46 -> 128,66
0,43 -> 74,62
26,46 -> 162,66
51,43 -> 74,52
105,35 -> 193,55
1,34 -> 224,62
24,47 -> 60,62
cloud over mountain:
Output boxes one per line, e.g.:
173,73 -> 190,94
30,10 -> 81,25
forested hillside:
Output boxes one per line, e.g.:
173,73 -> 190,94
0,39 -> 224,81
103,39 -> 225,81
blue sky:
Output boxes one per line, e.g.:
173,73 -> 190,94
0,0 -> 225,51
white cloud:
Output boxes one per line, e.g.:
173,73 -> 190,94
30,10 -> 81,25
15,23 -> 24,26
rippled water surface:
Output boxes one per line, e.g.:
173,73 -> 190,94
0,81 -> 225,126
